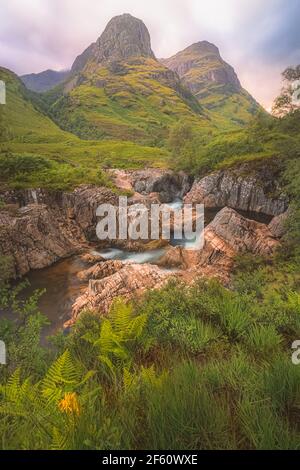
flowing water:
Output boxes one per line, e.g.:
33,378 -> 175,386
0,198 -> 273,337
93,247 -> 166,264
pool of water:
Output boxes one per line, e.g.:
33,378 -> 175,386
0,199 -> 274,338
0,255 -> 90,340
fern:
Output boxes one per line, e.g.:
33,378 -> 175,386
42,350 -> 94,405
84,299 -> 148,380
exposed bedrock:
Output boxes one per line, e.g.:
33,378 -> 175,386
68,263 -> 171,327
0,185 -> 119,277
0,204 -> 85,278
68,207 -> 281,324
158,207 -> 280,275
110,169 -> 193,202
268,209 -> 290,239
1,185 -> 119,240
184,165 -> 288,216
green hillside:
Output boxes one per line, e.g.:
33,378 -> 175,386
45,57 -> 211,145
0,67 -> 170,190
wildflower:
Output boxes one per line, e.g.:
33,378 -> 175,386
58,392 -> 80,416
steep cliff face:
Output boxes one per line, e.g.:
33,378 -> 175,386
0,169 -> 192,277
0,186 -> 119,277
161,42 -> 241,95
71,13 -> 155,73
0,205 -> 84,278
184,166 -> 288,216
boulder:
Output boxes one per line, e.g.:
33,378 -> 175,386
67,263 -> 172,326
77,259 -> 124,281
268,210 -> 290,239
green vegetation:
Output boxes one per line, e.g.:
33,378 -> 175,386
0,67 -> 170,190
43,58 -> 211,146
170,108 -> 300,176
0,256 -> 300,449
0,59 -> 300,450
272,65 -> 300,116
162,42 -> 260,130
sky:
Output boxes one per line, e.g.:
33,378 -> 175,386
0,0 -> 299,110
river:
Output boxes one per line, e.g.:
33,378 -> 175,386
0,201 -> 272,338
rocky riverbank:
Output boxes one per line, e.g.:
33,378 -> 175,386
0,165 -> 290,328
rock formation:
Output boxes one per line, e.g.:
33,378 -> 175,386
0,185 -> 119,277
161,41 -> 241,95
110,168 -> 192,203
68,263 -> 171,327
0,204 -> 85,277
184,165 -> 288,216
71,14 -> 155,73
67,206 -> 281,325
268,210 -> 290,239
77,259 -> 124,281
161,41 -> 259,125
205,207 -> 280,256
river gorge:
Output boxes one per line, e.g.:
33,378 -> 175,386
0,164 -> 289,336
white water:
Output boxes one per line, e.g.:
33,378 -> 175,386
165,197 -> 184,211
94,196 -> 205,260
93,247 -> 166,264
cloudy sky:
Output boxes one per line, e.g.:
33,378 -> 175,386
0,0 -> 299,109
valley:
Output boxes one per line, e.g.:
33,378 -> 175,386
0,10 -> 299,452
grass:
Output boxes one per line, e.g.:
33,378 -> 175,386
163,43 -> 260,130
1,233 -> 300,450
0,66 -> 171,190
172,109 -> 300,177
43,57 -> 212,145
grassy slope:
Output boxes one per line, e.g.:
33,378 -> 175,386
172,108 -> 300,179
0,67 -> 170,189
162,46 -> 260,130
45,58 -> 213,145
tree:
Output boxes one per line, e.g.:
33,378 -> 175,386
272,65 -> 300,117
168,120 -> 201,172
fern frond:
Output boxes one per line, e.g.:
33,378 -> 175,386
42,350 -> 80,405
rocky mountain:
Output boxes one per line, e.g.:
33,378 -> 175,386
44,14 -> 209,144
161,41 -> 259,128
71,13 -> 155,73
161,42 -> 241,94
21,69 -> 70,92
16,14 -> 260,143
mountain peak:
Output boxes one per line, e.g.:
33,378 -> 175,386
161,41 -> 241,93
184,41 -> 220,55
71,14 -> 155,73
